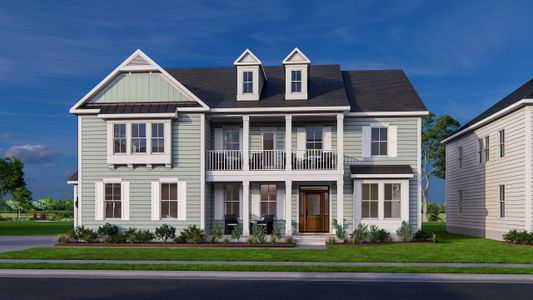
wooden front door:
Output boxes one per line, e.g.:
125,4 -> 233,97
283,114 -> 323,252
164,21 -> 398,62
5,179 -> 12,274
299,188 -> 329,233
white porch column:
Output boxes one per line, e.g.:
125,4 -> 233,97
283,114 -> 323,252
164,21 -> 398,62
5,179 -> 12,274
337,113 -> 344,170
285,180 -> 292,235
285,115 -> 292,171
242,180 -> 250,236
337,179 -> 344,229
243,115 -> 250,172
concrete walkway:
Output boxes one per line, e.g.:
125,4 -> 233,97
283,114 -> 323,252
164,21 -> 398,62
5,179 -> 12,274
0,236 -> 55,253
2,269 -> 533,283
2,258 -> 533,269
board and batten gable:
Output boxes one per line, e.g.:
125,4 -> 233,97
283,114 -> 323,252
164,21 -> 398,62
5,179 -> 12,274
342,116 -> 421,230
79,113 -> 202,231
445,107 -> 527,240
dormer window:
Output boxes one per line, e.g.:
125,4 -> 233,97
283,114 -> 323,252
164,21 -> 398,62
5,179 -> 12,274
243,71 -> 254,94
291,70 -> 302,93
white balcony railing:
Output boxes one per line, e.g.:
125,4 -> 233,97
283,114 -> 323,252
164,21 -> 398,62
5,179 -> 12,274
292,150 -> 338,170
206,150 -> 242,171
250,150 -> 285,170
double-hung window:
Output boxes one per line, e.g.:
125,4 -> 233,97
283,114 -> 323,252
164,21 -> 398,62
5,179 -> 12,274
131,123 -> 146,153
113,124 -> 127,154
260,184 -> 277,217
499,130 -> 505,158
223,128 -> 240,151
384,183 -> 401,219
371,127 -> 388,156
499,185 -> 505,218
105,183 -> 121,219
306,128 -> 323,150
224,184 -> 240,217
151,123 -> 165,153
291,70 -> 302,93
161,183 -> 178,219
242,71 -> 253,94
458,190 -> 463,215
362,183 -> 379,218
478,139 -> 483,163
484,136 -> 490,162
458,146 -> 463,168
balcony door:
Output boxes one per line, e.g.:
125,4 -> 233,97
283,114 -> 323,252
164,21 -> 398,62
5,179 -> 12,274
299,186 -> 329,233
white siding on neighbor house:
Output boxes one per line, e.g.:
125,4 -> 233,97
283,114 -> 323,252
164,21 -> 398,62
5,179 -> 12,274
88,72 -> 191,103
342,116 -> 420,230
446,107 -> 527,239
79,113 -> 202,231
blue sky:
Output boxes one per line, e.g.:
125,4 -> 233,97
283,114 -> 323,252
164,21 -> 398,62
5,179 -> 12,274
0,0 -> 532,202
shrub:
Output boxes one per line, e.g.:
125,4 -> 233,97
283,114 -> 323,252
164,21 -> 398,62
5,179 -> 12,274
210,224 -> 223,243
124,228 -> 154,244
56,234 -> 72,244
97,223 -> 120,243
368,225 -> 380,242
285,236 -> 295,244
251,225 -> 267,244
396,221 -> 415,242
332,218 -> 346,241
155,224 -> 176,242
350,223 -> 369,244
271,225 -> 282,244
179,225 -> 204,244
414,230 -> 432,241
503,230 -> 533,244
231,225 -> 241,241
73,226 -> 97,243
326,236 -> 337,245
427,203 -> 441,221
223,237 -> 230,244
375,228 -> 391,243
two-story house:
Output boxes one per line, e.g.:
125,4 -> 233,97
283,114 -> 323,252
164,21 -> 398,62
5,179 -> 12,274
443,78 -> 533,240
67,48 -> 427,241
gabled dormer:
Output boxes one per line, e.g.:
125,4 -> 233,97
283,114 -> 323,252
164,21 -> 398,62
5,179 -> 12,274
283,48 -> 310,100
234,49 -> 266,101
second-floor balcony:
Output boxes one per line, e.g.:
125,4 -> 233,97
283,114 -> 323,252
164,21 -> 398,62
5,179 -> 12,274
206,149 -> 338,171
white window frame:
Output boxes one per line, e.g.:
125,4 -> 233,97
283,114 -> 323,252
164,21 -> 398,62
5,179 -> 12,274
151,123 -> 165,153
106,120 -> 172,166
236,67 -> 259,101
242,71 -> 254,94
160,182 -> 178,219
284,64 -> 308,100
104,182 -> 122,219
305,127 -> 323,150
113,123 -> 127,154
290,70 -> 302,93
499,129 -> 505,158
131,123 -> 147,154
371,127 -> 388,156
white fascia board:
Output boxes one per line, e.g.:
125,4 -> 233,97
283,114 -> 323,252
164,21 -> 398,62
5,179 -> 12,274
346,111 -> 429,117
441,99 -> 533,144
351,174 -> 414,179
69,108 -> 100,114
67,180 -> 78,185
69,49 -> 210,114
210,106 -> 351,113
234,49 -> 262,65
282,47 -> 311,64
98,112 -> 178,119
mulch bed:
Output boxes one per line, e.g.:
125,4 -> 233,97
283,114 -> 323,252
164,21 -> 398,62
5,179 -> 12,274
328,241 -> 433,247
56,242 -> 295,248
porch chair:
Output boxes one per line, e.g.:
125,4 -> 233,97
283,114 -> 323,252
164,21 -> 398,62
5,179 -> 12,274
224,214 -> 238,235
256,214 -> 275,234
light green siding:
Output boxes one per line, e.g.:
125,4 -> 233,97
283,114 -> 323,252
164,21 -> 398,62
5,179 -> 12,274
79,113 -> 202,231
89,72 -> 190,103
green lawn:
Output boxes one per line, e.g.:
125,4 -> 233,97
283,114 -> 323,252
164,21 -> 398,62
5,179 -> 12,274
0,221 -> 72,236
2,223 -> 532,264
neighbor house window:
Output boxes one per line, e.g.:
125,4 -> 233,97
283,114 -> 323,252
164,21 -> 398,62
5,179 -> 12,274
306,128 -> 323,150
458,146 -> 463,168
131,123 -> 146,153
260,184 -> 277,217
484,136 -> 490,162
499,185 -> 505,218
161,183 -> 178,219
113,124 -> 127,154
151,123 -> 165,153
362,183 -> 378,218
291,70 -> 302,93
384,183 -> 401,219
478,138 -> 483,163
499,129 -> 505,158
242,71 -> 253,94
224,184 -> 240,217
458,190 -> 463,215
223,128 -> 240,150
371,127 -> 388,156
105,183 -> 121,219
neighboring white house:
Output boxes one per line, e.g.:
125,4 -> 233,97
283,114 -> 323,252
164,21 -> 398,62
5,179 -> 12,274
67,48 -> 427,242
442,78 -> 533,240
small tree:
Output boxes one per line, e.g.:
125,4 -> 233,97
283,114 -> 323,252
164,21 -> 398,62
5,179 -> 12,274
422,113 -> 459,221
8,187 -> 32,219
0,157 -> 25,205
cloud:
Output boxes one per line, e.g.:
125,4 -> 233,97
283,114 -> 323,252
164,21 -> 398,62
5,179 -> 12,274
5,144 -> 55,165
0,133 -> 12,141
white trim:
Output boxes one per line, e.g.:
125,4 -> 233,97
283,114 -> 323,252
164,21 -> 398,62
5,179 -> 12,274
346,111 -> 429,117
525,109 -> 532,230
442,99 -> 533,143
285,115 -> 292,171
242,116 -> 250,171
122,181 -> 130,221
282,47 -> 311,64
210,106 -> 351,113
98,112 -> 178,119
234,49 -> 263,65
72,185 -> 78,226
242,180 -> 250,236
67,180 -> 78,185
207,171 -> 343,183
69,49 -> 209,113
103,177 -> 122,183
337,180 -> 344,228
260,128 -> 277,150
284,65 -> 308,100
159,177 -> 180,183
351,174 -> 414,179
71,109 -> 100,114
200,114 -> 206,230
285,180 -> 292,235
78,117 -> 82,227
417,117 -> 422,230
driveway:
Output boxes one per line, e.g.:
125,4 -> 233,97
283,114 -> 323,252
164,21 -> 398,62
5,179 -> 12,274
0,236 -> 55,252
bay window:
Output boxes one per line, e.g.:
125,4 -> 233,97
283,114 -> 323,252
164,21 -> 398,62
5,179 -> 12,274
384,183 -> 401,219
152,123 -> 165,153
131,123 -> 146,153
362,183 -> 378,218
113,124 -> 127,154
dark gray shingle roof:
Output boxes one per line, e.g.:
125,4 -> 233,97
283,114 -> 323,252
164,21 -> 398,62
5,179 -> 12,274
68,171 -> 78,182
350,165 -> 413,175
84,102 -> 198,114
342,70 -> 427,112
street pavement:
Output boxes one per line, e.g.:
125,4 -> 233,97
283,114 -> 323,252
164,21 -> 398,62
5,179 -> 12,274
0,236 -> 55,252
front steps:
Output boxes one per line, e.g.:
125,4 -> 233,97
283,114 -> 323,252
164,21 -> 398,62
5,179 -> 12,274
292,234 -> 334,248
